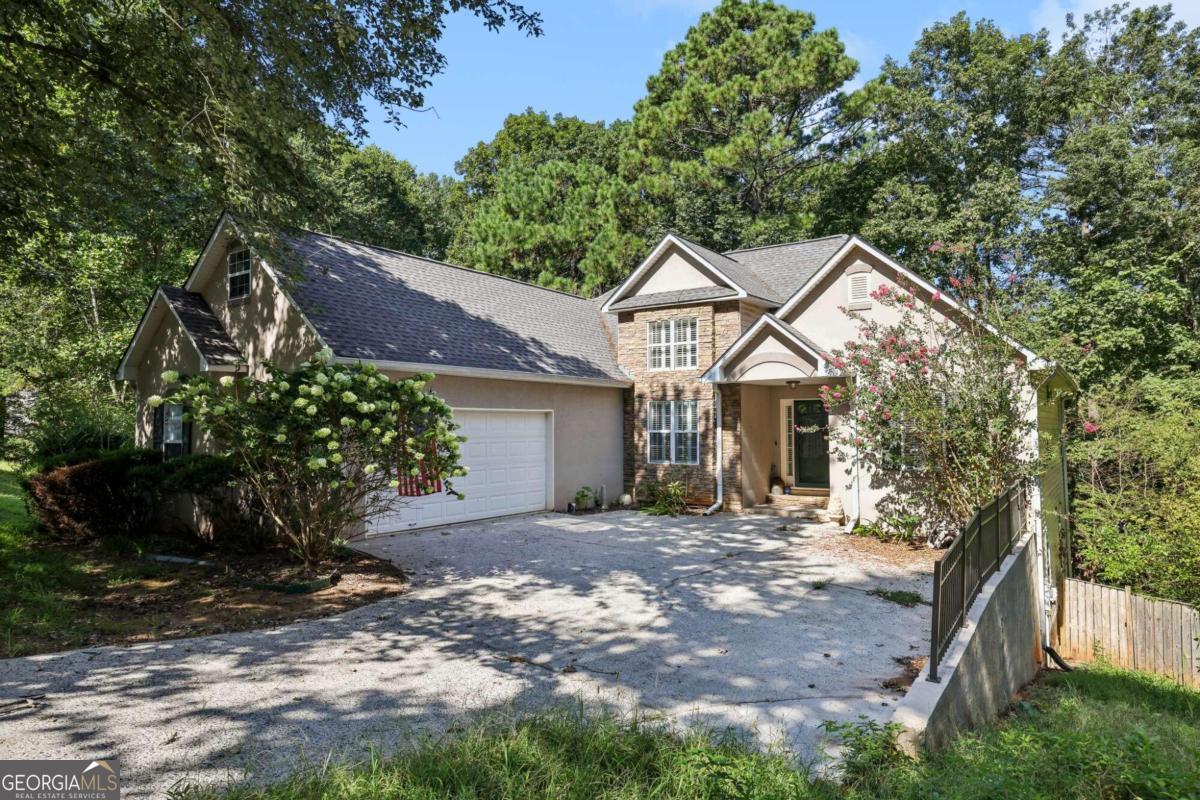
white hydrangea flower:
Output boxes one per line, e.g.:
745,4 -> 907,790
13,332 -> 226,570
219,375 -> 235,387
317,346 -> 335,364
147,394 -> 164,408
275,433 -> 287,443
294,397 -> 308,408
315,427 -> 332,438
309,385 -> 324,397
330,453 -> 344,464
160,370 -> 179,384
388,479 -> 400,488
315,457 -> 328,468
341,391 -> 358,403
364,463 -> 378,474
340,416 -> 354,427
270,392 -> 280,401
315,372 -> 329,385
329,480 -> 341,489
327,440 -> 340,451
277,381 -> 290,391
298,384 -> 309,395
305,404 -> 317,416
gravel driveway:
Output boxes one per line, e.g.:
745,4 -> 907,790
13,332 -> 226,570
0,511 -> 932,797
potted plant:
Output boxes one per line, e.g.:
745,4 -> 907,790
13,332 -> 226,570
574,486 -> 596,512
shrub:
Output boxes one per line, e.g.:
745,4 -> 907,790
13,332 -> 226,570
23,450 -> 241,545
640,471 -> 689,516
24,449 -> 162,542
166,350 -> 465,565
1070,376 -> 1200,605
820,280 -> 1041,545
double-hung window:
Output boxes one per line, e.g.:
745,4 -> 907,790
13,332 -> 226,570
647,317 -> 698,370
647,400 -> 699,464
153,402 -> 191,459
228,248 -> 252,301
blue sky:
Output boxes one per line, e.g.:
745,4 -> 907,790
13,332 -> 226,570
363,0 -> 1200,176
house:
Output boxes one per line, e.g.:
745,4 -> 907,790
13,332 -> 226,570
118,213 -> 1074,557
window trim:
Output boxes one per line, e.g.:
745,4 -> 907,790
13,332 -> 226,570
646,317 -> 698,372
646,399 -> 700,465
227,248 -> 252,302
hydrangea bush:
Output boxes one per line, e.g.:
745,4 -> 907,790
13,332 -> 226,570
819,280 -> 1042,544
158,350 -> 465,564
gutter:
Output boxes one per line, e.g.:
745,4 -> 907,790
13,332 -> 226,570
703,384 -> 724,515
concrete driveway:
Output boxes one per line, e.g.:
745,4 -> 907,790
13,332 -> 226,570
0,511 -> 932,797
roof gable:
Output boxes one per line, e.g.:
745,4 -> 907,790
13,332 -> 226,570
703,314 -> 829,383
116,287 -> 242,380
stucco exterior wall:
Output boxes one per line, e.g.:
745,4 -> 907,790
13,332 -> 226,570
382,372 -> 625,511
191,238 -> 322,375
630,249 -> 724,296
133,310 -> 204,449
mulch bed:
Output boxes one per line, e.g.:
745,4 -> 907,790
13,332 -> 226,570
19,542 -> 407,656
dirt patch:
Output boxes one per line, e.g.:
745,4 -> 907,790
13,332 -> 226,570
882,655 -> 927,690
15,544 -> 406,656
830,531 -> 942,570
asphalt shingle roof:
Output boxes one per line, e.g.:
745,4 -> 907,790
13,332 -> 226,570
673,235 -> 785,304
722,235 -> 850,300
276,231 -> 626,383
159,286 -> 242,365
607,286 -> 740,311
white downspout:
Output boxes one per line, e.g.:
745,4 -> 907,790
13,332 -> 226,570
703,384 -> 723,515
843,408 -> 860,533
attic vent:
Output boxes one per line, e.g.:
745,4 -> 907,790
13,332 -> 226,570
848,273 -> 871,304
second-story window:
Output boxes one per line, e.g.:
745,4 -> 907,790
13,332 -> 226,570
647,317 -> 698,370
228,248 -> 252,301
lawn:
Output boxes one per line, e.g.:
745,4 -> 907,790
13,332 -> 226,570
182,666 -> 1199,799
0,460 -> 406,658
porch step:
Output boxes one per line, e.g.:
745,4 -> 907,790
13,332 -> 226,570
766,491 -> 828,510
749,504 -> 833,522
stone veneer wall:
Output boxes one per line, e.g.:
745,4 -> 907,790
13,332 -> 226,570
619,299 -> 751,508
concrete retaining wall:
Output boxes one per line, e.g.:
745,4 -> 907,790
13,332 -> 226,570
892,528 -> 1043,751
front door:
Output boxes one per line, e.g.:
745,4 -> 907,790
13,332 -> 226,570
792,400 -> 830,488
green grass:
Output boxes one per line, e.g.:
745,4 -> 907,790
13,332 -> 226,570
0,460 -> 98,656
183,666 -> 1200,800
867,588 -> 927,607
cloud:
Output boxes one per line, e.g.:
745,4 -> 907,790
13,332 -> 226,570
1032,0 -> 1200,43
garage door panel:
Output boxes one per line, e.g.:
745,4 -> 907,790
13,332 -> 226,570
367,409 -> 548,535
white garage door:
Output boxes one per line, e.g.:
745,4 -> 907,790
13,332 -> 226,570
367,409 -> 549,534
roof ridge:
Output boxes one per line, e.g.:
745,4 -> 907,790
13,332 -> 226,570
290,227 -> 600,304
722,233 -> 849,255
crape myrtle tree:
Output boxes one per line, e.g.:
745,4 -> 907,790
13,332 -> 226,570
157,351 -> 466,565
818,280 -> 1042,544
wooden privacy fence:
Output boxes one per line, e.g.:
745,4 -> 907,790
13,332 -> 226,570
928,478 -> 1032,682
1058,578 -> 1200,688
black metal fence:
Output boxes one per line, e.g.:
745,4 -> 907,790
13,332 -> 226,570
928,478 -> 1032,682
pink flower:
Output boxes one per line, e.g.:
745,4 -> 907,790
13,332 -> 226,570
819,384 -> 831,393
868,384 -> 880,394
949,276 -> 961,289
931,290 -> 942,303
859,356 -> 871,366
881,409 -> 892,421
928,240 -> 944,253
1083,421 -> 1100,434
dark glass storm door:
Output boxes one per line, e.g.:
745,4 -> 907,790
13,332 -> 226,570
792,400 -> 830,488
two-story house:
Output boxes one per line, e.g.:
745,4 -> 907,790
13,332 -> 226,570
119,214 -> 1074,552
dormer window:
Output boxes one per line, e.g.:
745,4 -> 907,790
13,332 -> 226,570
647,317 -> 698,370
228,248 -> 252,301
848,272 -> 871,305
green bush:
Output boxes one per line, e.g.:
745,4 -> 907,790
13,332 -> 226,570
23,449 -> 240,544
640,474 -> 688,516
1070,376 -> 1200,605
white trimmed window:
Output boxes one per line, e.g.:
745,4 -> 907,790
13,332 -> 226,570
228,248 -> 252,300
848,272 -> 871,304
647,317 -> 698,370
647,400 -> 699,464
164,404 -> 185,446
